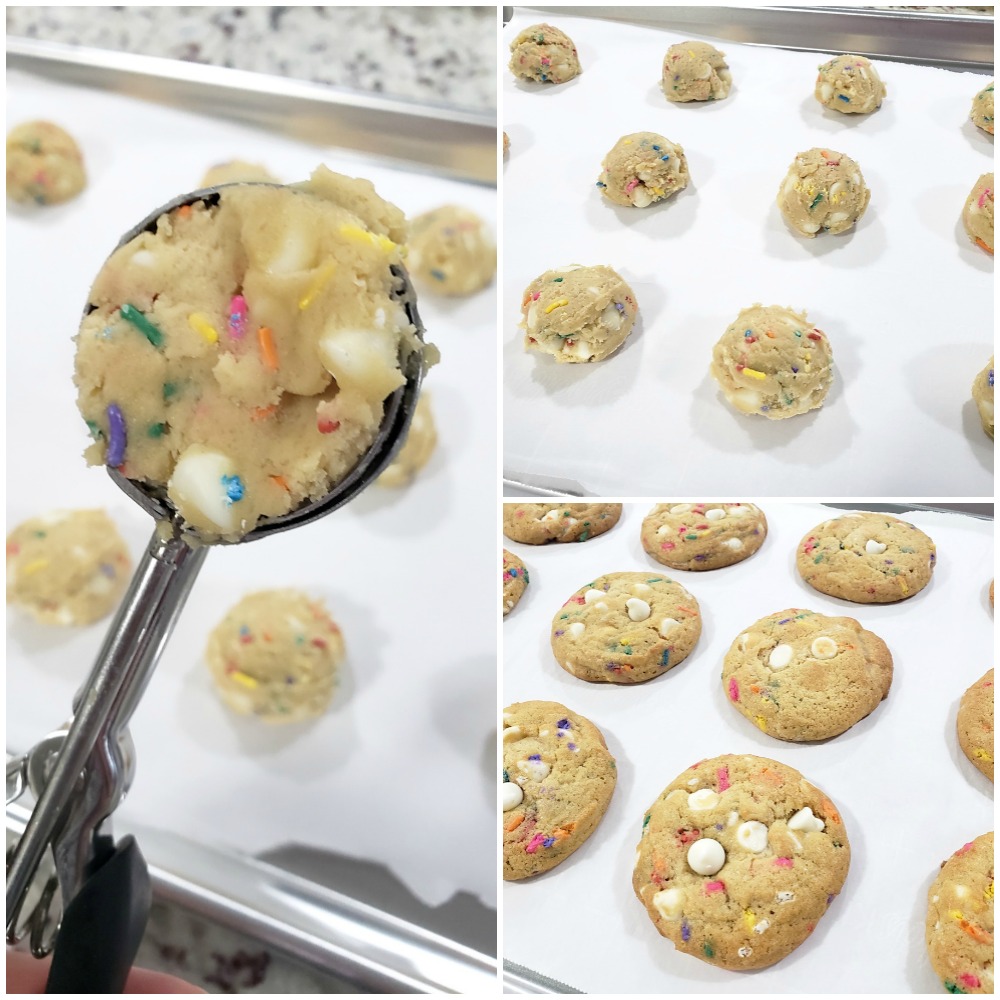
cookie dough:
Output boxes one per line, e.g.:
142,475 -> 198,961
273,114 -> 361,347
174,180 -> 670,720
551,571 -> 702,684
633,754 -> 850,970
972,357 -> 994,439
963,174 -> 994,254
508,24 -> 580,85
814,54 -> 886,114
6,510 -> 131,626
6,120 -> 86,206
205,589 -> 345,722
503,503 -> 622,544
503,132 -> 510,156
503,549 -> 529,616
640,503 -> 767,571
957,669 -> 994,782
521,265 -> 638,363
777,148 -> 870,237
796,512 -> 936,603
711,304 -> 833,419
722,609 -> 893,742
199,160 -> 279,188
503,700 -> 616,879
662,41 -> 731,103
926,833 -> 994,994
376,393 -> 436,487
407,205 -> 496,297
970,81 -> 994,135
74,166 -> 424,542
597,132 -> 689,209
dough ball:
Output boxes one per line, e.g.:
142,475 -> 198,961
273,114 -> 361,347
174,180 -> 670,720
408,205 -> 496,296
777,148 -> 870,237
597,132 -> 689,208
199,160 -> 279,188
74,166 -> 420,542
377,393 -> 437,487
509,23 -> 580,84
6,510 -> 131,625
972,357 -> 994,439
662,41 -> 731,103
521,265 -> 638,364
6,120 -> 86,206
711,304 -> 834,419
815,54 -> 886,114
205,589 -> 345,723
970,80 -> 994,135
503,132 -> 510,156
963,173 -> 994,253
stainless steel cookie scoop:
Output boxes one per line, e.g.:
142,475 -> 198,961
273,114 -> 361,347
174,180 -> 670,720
5,184 -> 425,991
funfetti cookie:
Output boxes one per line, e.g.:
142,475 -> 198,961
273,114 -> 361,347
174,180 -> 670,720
502,503 -> 622,544
503,549 -> 528,616
957,669 -> 994,782
641,503 -> 767,570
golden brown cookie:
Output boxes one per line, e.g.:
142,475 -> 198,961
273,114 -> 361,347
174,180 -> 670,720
925,833 -> 994,994
640,503 -> 767,570
633,754 -> 850,970
551,571 -> 701,684
502,503 -> 622,544
508,24 -> 580,85
503,549 -> 528,617
722,609 -> 893,741
957,669 -> 994,782
796,512 -> 936,603
6,120 -> 86,205
503,701 -> 616,880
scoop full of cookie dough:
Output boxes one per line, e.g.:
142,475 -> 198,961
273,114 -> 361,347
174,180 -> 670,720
962,173 -> 994,254
598,132 -> 689,208
815,54 -> 886,114
662,41 -> 731,103
509,23 -> 581,85
777,148 -> 870,237
6,120 -> 86,206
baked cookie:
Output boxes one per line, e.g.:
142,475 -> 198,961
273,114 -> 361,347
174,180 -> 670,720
957,669 -> 994,782
926,833 -> 994,994
503,700 -> 616,879
633,754 -> 850,970
205,589 -> 345,723
640,503 -> 767,571
503,503 -> 622,544
722,609 -> 893,741
963,173 -> 994,254
972,358 -> 994,439
662,41 -> 731,103
970,80 -> 994,135
598,132 -> 689,209
7,120 -> 86,206
6,509 -> 131,626
199,160 -> 279,188
521,265 -> 638,363
408,205 -> 496,297
376,393 -> 436,487
777,148 -> 870,237
551,571 -> 701,684
796,512 -> 936,603
814,54 -> 886,114
710,304 -> 834,419
508,24 -> 580,85
503,549 -> 529,616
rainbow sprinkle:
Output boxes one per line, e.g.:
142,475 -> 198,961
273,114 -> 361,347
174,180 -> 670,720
106,403 -> 127,467
120,303 -> 163,347
228,295 -> 248,338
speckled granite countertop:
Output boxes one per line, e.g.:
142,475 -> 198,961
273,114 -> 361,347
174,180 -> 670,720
5,5 -> 497,112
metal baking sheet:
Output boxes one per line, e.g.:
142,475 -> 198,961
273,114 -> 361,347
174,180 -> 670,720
502,502 -> 993,993
502,8 -> 994,497
5,44 -> 497,991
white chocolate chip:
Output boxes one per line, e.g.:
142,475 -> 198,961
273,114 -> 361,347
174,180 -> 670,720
768,644 -> 793,670
626,598 -> 651,622
595,602 -> 608,612
955,885 -> 969,899
737,946 -> 753,958
737,633 -> 749,652
319,325 -> 404,403
568,622 -> 585,639
631,186 -> 653,209
776,891 -> 795,904
632,583 -> 652,595
753,919 -> 771,935
502,726 -> 521,741
728,506 -> 749,516
686,778 -> 700,787
724,538 -> 744,551
728,811 -> 740,827
656,525 -> 670,537
168,447 -> 239,533
54,607 -> 75,626
810,636 -> 837,659
687,838 -> 726,876
502,782 -> 524,811
517,758 -> 551,782
670,504 -> 692,515
787,831 -> 803,853
788,806 -> 825,832
802,221 -> 821,234
820,82 -> 834,101
659,617 -> 680,638
653,887 -> 684,920
865,539 -> 887,555
131,249 -> 156,268
830,181 -> 845,199
541,509 -> 562,522
584,589 -> 605,604
688,789 -> 720,811
829,211 -> 850,224
706,508 -> 726,521
667,788 -> 689,804
601,302 -> 624,329
736,821 -> 769,853
729,387 -> 763,413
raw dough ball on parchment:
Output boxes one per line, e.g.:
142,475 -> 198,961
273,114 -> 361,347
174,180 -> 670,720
776,148 -> 870,237
711,304 -> 833,419
814,54 -> 886,114
205,589 -> 345,723
970,80 -> 994,135
508,23 -> 581,85
6,120 -> 86,205
962,173 -> 994,254
972,357 -> 994,439
597,132 -> 689,208
6,510 -> 131,626
662,41 -> 731,103
408,205 -> 496,297
199,160 -> 279,188
520,265 -> 638,363
376,393 -> 437,487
